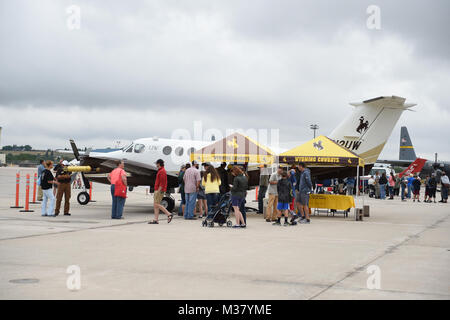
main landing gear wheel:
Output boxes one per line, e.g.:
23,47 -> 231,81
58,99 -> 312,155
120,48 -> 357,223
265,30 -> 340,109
161,196 -> 175,213
77,192 -> 90,205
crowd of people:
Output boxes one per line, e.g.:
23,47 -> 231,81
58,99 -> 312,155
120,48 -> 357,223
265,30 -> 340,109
258,162 -> 312,226
366,171 -> 449,203
177,161 -> 249,228
36,158 -> 449,224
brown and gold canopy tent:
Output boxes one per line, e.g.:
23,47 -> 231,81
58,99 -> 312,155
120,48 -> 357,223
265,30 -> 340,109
190,132 -> 275,165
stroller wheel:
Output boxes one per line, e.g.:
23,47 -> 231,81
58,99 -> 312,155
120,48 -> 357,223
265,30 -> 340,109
219,223 -> 223,227
226,221 -> 232,228
202,220 -> 207,227
208,221 -> 214,228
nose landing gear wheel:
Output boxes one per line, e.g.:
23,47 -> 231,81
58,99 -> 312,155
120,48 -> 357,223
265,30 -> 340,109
161,196 -> 175,213
77,191 -> 90,205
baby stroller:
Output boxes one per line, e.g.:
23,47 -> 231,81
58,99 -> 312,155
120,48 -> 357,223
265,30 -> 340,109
368,185 -> 375,198
202,192 -> 233,228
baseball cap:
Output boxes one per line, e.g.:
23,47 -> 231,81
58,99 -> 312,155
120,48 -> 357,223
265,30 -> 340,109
62,160 -> 69,166
192,160 -> 199,165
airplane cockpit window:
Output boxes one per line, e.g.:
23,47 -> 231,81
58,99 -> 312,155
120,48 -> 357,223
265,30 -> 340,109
134,144 -> 145,153
124,144 -> 133,153
162,146 -> 172,155
175,147 -> 184,156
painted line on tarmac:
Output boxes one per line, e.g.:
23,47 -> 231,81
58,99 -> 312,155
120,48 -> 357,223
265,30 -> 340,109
0,217 -> 176,242
308,213 -> 450,300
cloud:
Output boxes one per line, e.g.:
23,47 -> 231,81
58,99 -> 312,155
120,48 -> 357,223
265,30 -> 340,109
0,0 -> 449,160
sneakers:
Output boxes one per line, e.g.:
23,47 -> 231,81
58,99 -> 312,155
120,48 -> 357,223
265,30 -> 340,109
272,221 -> 281,226
64,213 -> 71,216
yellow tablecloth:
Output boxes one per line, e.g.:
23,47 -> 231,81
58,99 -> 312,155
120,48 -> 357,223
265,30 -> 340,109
309,194 -> 355,210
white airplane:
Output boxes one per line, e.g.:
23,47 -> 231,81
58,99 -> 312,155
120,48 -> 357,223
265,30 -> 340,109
70,95 -> 415,210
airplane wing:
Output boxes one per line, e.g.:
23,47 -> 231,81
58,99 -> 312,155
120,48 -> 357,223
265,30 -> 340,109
79,155 -> 179,188
82,156 -> 177,178
69,139 -> 178,188
376,159 -> 415,167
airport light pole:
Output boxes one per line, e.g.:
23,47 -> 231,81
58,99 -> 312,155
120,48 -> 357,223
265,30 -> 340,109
310,124 -> 319,139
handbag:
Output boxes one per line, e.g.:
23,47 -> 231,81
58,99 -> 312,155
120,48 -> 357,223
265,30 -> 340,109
114,181 -> 127,198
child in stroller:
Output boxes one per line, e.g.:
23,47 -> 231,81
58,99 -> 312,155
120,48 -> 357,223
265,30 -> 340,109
202,192 -> 233,228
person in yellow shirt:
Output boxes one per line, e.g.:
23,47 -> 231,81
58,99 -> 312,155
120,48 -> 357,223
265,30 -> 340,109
202,163 -> 221,214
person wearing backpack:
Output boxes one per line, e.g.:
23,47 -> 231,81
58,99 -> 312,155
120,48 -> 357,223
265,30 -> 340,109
427,173 -> 437,203
40,160 -> 59,217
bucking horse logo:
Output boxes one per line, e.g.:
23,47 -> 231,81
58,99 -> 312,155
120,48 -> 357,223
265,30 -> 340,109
313,140 -> 324,151
356,116 -> 369,134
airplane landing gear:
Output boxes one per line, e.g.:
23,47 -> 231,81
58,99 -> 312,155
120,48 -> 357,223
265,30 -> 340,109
161,196 -> 175,213
77,191 -> 90,205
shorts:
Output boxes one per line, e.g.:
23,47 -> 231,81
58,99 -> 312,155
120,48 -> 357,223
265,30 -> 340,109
297,193 -> 310,206
413,189 -> 420,196
277,202 -> 289,210
197,192 -> 206,200
154,190 -> 164,204
231,196 -> 245,207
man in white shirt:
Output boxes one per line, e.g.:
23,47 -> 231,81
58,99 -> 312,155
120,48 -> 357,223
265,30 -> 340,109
368,176 -> 375,197
439,172 -> 449,203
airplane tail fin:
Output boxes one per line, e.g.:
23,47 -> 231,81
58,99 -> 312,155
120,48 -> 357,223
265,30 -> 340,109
399,126 -> 416,161
329,96 -> 416,164
399,158 -> 427,177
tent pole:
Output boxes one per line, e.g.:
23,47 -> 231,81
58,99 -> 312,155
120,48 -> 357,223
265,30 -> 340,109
362,166 -> 365,206
356,164 -> 360,201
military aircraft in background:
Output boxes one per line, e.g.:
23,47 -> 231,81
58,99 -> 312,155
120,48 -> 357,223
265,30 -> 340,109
377,126 -> 450,178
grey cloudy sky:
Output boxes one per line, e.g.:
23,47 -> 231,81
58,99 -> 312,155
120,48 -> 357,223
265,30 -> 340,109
1,0 -> 449,160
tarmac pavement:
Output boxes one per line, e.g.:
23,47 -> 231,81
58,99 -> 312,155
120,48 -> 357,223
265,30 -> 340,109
0,167 -> 449,299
